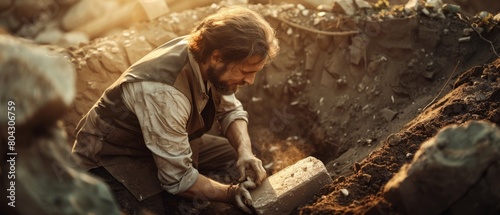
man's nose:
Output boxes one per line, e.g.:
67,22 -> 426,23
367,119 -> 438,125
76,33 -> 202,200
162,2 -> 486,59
243,73 -> 256,85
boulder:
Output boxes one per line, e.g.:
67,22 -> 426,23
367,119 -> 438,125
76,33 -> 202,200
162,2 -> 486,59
384,120 -> 500,215
0,35 -> 75,127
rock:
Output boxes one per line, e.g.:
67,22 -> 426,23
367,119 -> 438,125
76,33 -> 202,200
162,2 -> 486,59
95,40 -> 130,73
34,27 -> 63,44
60,31 -> 89,47
383,121 -> 500,215
62,0 -> 118,31
354,0 -> 372,9
349,35 -> 369,65
0,36 -> 119,215
123,35 -> 154,64
304,42 -> 319,71
458,36 -> 471,43
0,35 -> 75,127
332,0 -> 356,15
380,108 -> 398,122
137,0 -> 169,20
442,3 -> 461,13
425,0 -> 443,10
143,24 -> 178,47
404,0 -> 421,14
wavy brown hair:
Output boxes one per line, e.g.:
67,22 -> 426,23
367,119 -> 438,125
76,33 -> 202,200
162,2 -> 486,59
188,6 -> 279,64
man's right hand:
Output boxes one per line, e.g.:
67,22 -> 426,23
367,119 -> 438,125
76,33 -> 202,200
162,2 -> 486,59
229,180 -> 257,213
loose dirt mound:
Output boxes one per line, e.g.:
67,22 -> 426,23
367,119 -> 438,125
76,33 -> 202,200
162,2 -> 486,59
298,58 -> 500,214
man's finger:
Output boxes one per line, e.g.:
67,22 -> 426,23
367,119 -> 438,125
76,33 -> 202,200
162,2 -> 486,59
238,164 -> 246,182
241,189 -> 253,207
251,162 -> 267,185
235,194 -> 252,214
242,180 -> 257,189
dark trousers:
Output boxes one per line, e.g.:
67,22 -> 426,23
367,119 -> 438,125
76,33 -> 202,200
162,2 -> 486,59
89,135 -> 239,215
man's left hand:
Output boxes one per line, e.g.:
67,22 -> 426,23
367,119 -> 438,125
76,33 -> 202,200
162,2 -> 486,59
236,151 -> 266,185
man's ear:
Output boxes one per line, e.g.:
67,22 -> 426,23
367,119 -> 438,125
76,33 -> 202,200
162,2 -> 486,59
210,50 -> 222,65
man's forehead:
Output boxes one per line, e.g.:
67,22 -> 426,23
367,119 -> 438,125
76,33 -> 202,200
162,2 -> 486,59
243,55 -> 267,66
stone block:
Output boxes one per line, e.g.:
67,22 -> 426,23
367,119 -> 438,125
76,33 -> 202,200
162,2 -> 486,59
250,156 -> 333,215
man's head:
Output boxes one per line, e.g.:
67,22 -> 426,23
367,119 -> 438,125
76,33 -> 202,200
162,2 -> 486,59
188,6 -> 279,95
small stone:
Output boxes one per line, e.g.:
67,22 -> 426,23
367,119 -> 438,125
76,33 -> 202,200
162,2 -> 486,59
463,28 -> 474,36
380,108 -> 398,122
475,93 -> 487,102
362,173 -> 372,184
340,188 -> 349,196
34,28 -> 63,44
458,36 -> 471,43
387,134 -> 401,147
60,31 -> 89,47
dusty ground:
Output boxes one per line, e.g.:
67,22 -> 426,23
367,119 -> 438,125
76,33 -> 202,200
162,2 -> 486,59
3,0 -> 499,214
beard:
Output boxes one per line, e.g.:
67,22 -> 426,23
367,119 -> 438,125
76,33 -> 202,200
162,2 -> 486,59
207,64 -> 238,95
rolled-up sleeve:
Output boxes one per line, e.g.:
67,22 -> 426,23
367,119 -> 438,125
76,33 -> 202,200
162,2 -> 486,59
216,94 -> 249,134
122,81 -> 198,195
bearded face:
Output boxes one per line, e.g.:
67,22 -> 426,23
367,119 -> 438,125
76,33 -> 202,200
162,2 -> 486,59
206,55 -> 266,95
207,64 -> 243,95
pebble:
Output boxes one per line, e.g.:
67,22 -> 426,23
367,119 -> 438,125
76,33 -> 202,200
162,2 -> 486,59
458,36 -> 471,43
340,188 -> 349,196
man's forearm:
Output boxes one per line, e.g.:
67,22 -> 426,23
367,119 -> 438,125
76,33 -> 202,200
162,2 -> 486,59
177,174 -> 231,203
225,119 -> 253,156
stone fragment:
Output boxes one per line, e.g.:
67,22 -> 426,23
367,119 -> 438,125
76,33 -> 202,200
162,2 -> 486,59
250,156 -> 333,215
354,0 -> 372,9
60,31 -> 89,47
138,0 -> 169,20
97,40 -> 130,73
123,35 -> 154,64
425,0 -> 443,9
62,0 -> 118,31
332,0 -> 355,15
383,121 -> 500,215
405,0 -> 421,14
143,26 -> 178,47
380,108 -> 398,122
349,35 -> 369,65
34,27 -> 63,44
305,43 -> 319,71
459,36 -> 471,43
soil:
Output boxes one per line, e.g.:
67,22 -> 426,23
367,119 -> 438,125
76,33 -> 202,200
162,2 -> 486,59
41,1 -> 500,214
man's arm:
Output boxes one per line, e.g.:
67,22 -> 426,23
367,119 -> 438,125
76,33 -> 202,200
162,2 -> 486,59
177,174 -> 229,202
225,119 -> 267,185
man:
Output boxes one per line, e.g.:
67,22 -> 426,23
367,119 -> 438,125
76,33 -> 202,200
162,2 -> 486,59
72,6 -> 279,214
